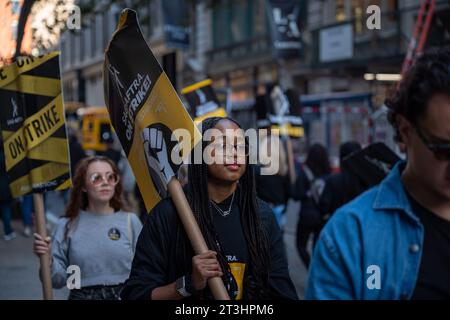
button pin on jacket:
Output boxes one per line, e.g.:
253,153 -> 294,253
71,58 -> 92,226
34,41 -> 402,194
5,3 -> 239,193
409,244 -> 420,253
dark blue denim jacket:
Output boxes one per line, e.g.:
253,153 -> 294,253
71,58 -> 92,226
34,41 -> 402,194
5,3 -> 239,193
306,161 -> 425,300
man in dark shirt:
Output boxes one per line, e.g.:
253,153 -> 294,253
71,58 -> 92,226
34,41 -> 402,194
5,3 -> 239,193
307,48 -> 450,299
408,193 -> 450,299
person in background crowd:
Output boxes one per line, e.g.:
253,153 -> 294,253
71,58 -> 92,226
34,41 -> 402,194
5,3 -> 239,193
62,129 -> 87,205
33,156 -> 142,300
118,151 -> 137,212
256,135 -> 292,229
307,48 -> 450,300
68,129 -> 87,179
294,143 -> 331,268
0,138 -> 16,242
97,136 -> 122,166
134,183 -> 147,224
121,117 -> 298,300
318,141 -> 364,226
20,195 -> 33,238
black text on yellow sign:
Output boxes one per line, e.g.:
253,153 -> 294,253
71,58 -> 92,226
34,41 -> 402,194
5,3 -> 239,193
0,52 -> 71,198
4,95 -> 64,171
104,9 -> 201,213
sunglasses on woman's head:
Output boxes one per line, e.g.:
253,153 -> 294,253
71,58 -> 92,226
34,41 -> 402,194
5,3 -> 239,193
415,126 -> 450,161
88,172 -> 120,186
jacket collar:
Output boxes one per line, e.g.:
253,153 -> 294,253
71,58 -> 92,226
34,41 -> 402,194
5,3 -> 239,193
373,161 -> 420,224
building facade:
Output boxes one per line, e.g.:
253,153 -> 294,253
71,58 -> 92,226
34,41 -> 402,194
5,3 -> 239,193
57,0 -> 450,156
0,0 -> 33,67
59,0 -> 450,105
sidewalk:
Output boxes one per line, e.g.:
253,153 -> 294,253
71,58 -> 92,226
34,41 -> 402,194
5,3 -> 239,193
0,191 -> 68,299
0,220 -> 68,300
284,199 -> 308,299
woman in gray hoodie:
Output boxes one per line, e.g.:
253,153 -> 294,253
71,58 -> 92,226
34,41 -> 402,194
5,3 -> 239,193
33,156 -> 142,300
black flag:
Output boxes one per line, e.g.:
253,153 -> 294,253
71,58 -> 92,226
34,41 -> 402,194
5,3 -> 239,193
104,9 -> 201,212
181,79 -> 226,124
343,142 -> 401,188
266,0 -> 303,59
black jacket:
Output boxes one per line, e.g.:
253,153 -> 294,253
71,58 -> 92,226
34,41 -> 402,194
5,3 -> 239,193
319,170 -> 366,218
121,196 -> 298,300
68,135 -> 86,176
255,166 -> 292,206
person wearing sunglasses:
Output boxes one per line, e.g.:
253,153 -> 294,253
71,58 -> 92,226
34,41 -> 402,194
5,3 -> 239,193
121,117 -> 298,300
307,48 -> 450,300
33,156 -> 142,300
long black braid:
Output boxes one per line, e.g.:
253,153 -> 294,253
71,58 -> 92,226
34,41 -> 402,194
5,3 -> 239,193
175,116 -> 272,299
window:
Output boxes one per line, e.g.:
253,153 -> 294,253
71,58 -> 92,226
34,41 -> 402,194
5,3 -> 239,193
253,0 -> 266,36
427,8 -> 450,47
11,0 -> 20,15
213,1 -> 231,48
11,20 -> 18,40
103,12 -> 110,49
70,31 -> 76,65
114,10 -> 120,29
96,14 -> 103,54
91,16 -> 96,57
212,0 -> 254,48
387,0 -> 397,11
84,22 -> 91,60
73,33 -> 80,65
230,0 -> 251,43
63,81 -> 74,101
335,0 -> 346,22
60,37 -> 66,67
352,0 -> 364,33
387,0 -> 398,22
139,3 -> 151,38
79,27 -> 84,63
63,34 -> 72,68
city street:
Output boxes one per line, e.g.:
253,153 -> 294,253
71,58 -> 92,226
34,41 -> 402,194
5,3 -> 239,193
3,0 -> 447,304
0,220 -> 68,300
0,192 -> 69,300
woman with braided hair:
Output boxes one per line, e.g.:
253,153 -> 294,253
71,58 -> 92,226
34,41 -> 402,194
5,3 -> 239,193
121,117 -> 297,300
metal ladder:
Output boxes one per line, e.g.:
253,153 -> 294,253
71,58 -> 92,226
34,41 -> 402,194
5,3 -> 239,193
400,0 -> 437,77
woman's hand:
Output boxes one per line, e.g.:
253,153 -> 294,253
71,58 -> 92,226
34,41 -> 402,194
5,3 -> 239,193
33,233 -> 52,263
191,250 -> 223,291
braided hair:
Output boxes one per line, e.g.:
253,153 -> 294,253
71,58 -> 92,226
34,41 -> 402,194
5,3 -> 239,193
175,117 -> 272,299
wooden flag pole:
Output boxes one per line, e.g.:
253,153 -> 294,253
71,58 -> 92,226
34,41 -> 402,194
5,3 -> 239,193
33,193 -> 53,300
167,178 -> 230,300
